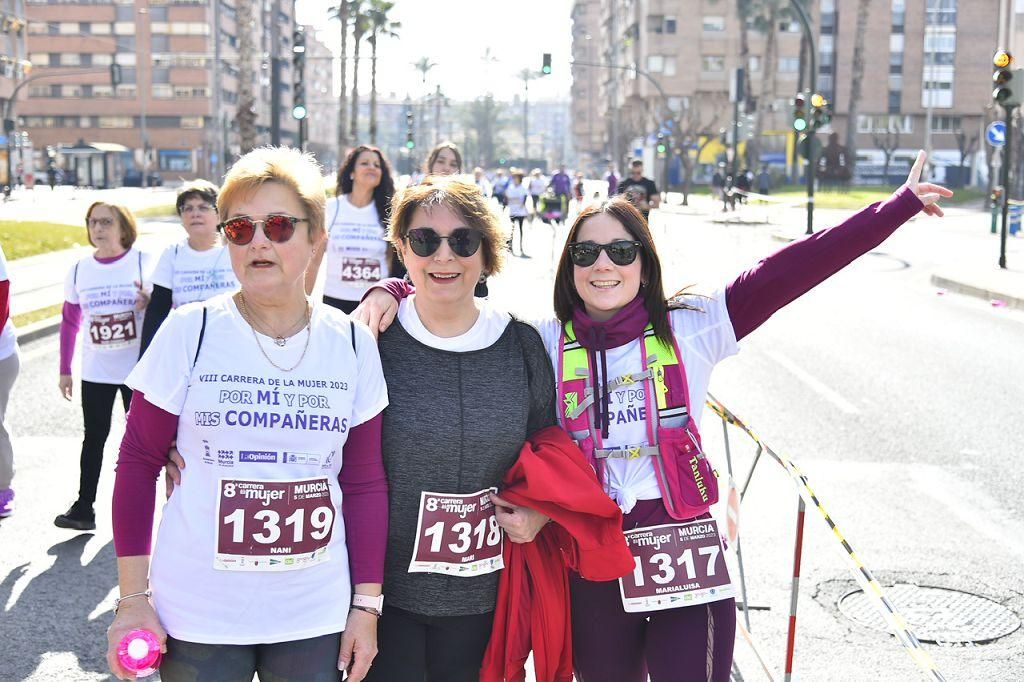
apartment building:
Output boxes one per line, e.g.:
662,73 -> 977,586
575,0 -> 998,185
20,0 -> 301,186
570,0 -> 602,171
1,0 -> 29,187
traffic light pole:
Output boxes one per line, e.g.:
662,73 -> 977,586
789,1 -> 817,235
999,106 -> 1014,269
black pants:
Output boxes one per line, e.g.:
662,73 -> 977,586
161,633 -> 341,682
363,605 -> 493,682
77,380 -> 131,508
322,295 -> 359,315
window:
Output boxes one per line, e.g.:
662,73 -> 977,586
647,14 -> 664,32
119,67 -> 137,84
159,149 -> 193,171
180,116 -> 204,128
79,54 -> 92,66
27,22 -> 47,34
149,6 -> 168,20
115,4 -> 134,21
703,16 -> 725,32
28,85 -> 51,97
152,84 -> 174,98
748,56 -> 761,72
664,57 -> 676,76
647,55 -> 664,73
59,53 -> 81,66
779,20 -> 800,32
58,22 -> 78,34
890,35 -> 904,52
61,85 -> 82,97
93,84 -> 113,97
701,55 -> 725,72
28,52 -> 47,65
99,116 -> 133,128
114,21 -> 134,34
930,115 -> 962,133
665,16 -> 676,34
820,35 -> 834,52
92,22 -> 111,35
890,52 -> 903,73
115,85 -> 136,97
778,57 -> 800,72
857,115 -> 912,133
151,67 -> 170,84
79,21 -> 91,33
888,90 -> 902,113
115,53 -> 136,66
151,35 -> 170,52
888,75 -> 903,90
93,53 -> 113,66
79,116 -> 93,127
925,0 -> 956,26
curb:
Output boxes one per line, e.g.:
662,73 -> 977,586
930,274 -> 1024,310
15,315 -> 61,345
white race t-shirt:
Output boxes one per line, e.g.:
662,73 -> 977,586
397,295 -> 510,352
324,195 -> 390,302
64,248 -> 154,384
528,177 -> 547,196
506,184 -> 529,218
0,245 -> 16,361
151,240 -> 238,307
126,293 -> 388,644
535,292 -> 739,513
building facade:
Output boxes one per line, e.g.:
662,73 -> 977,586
303,25 -> 338,172
1,0 -> 29,187
20,0 -> 301,186
573,0 -> 998,186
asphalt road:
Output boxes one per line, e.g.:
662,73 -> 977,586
1,199 -> 1022,680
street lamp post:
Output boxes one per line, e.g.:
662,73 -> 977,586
788,0 -> 818,235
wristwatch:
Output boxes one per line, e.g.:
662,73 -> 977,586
351,593 -> 384,617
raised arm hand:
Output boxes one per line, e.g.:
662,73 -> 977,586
905,150 -> 953,217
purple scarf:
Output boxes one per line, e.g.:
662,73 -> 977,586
571,296 -> 650,439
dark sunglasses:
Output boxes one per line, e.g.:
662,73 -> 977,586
217,214 -> 308,246
568,240 -> 643,267
405,227 -> 483,258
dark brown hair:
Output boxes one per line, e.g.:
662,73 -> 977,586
335,144 -> 396,228
85,201 -> 137,249
388,176 -> 504,277
554,197 -> 693,344
424,141 -> 463,175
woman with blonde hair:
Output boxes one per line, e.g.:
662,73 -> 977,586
107,147 -> 388,681
55,201 -> 152,531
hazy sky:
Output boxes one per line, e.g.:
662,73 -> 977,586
296,0 -> 574,103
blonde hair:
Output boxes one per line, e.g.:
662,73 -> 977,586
388,176 -> 505,276
85,201 -> 137,249
218,147 -> 326,243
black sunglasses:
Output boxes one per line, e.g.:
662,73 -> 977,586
568,240 -> 643,267
217,215 -> 308,246
405,227 -> 483,258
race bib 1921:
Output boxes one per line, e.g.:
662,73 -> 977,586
618,519 -> 734,613
88,311 -> 137,350
214,477 -> 335,572
408,488 -> 504,576
340,257 -> 382,284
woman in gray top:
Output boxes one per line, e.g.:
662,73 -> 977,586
364,177 -> 556,681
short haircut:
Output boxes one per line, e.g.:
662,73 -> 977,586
85,201 -> 137,249
335,144 -> 396,227
388,176 -> 504,276
424,141 -> 463,175
631,160 -> 643,168
175,179 -> 219,215
218,147 -> 326,243
553,197 -> 673,344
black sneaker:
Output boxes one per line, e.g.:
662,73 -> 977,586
54,503 -> 96,531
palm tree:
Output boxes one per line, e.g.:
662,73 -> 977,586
235,0 -> 257,153
348,1 -> 369,142
328,1 -> 350,152
845,0 -> 873,163
367,0 -> 400,145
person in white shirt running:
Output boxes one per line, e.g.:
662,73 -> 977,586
140,180 -> 238,357
310,144 -> 398,314
55,202 -> 152,531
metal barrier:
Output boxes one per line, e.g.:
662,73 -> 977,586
705,394 -> 946,682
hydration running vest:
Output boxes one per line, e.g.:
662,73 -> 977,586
557,319 -> 718,520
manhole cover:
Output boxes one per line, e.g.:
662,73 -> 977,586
838,584 -> 1020,644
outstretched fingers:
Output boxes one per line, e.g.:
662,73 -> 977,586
907,150 -> 926,187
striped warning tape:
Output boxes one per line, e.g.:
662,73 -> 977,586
705,394 -> 946,682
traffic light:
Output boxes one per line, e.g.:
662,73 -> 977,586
110,59 -> 122,88
656,133 -> 667,156
542,53 -> 552,75
292,27 -> 307,120
792,93 -> 807,132
810,93 -> 830,130
993,49 -> 1016,106
405,109 -> 415,149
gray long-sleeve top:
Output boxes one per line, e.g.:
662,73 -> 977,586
378,318 -> 557,617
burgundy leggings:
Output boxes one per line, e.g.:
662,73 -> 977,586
570,500 -> 736,682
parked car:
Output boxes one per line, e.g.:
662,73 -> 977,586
123,170 -> 164,187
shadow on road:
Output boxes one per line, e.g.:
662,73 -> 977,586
0,534 -> 116,680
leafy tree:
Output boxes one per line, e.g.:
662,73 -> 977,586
367,0 -> 400,145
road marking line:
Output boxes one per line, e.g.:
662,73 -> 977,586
760,348 -> 861,415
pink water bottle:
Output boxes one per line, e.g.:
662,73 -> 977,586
117,629 -> 161,679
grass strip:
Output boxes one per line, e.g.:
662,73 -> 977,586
13,302 -> 63,328
133,204 -> 177,219
0,221 -> 86,260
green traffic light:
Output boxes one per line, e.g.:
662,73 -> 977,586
656,144 -> 667,154
291,105 -> 307,120
406,140 -> 415,149
542,66 -> 551,74
793,118 -> 807,132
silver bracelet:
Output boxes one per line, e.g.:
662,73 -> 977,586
114,590 -> 152,614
